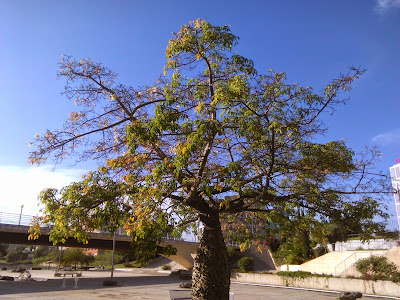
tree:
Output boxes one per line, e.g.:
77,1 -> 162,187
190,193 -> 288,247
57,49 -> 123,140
62,248 -> 95,269
29,20 -> 391,299
6,245 -> 29,263
33,246 -> 52,259
0,244 -> 8,258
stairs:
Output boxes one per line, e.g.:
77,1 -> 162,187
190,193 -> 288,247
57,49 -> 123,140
299,250 -> 387,275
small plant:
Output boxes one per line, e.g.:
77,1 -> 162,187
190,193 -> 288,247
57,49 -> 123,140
356,255 -> 399,282
238,257 -> 254,272
161,264 -> 171,270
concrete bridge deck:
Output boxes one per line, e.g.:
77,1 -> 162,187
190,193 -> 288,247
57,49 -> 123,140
0,211 -> 198,269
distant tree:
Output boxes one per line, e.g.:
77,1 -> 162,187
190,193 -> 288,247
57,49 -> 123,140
62,248 -> 94,269
0,244 -> 8,258
6,245 -> 28,263
33,246 -> 52,259
29,19 -> 391,299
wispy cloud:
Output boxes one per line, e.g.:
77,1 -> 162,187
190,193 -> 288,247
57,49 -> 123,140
0,165 -> 87,215
375,0 -> 400,15
371,128 -> 400,146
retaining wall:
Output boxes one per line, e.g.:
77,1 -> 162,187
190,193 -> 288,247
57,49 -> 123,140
231,272 -> 400,298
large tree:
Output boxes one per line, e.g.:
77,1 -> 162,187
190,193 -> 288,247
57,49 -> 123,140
29,20 -> 390,300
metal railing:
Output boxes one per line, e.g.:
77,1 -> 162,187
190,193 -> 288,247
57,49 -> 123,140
334,251 -> 384,276
0,211 -> 188,242
0,211 -> 34,226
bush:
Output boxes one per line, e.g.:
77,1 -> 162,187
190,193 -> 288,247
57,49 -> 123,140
226,246 -> 242,268
161,264 -> 171,270
6,246 -> 28,263
122,262 -> 132,267
238,257 -> 254,272
356,255 -> 399,282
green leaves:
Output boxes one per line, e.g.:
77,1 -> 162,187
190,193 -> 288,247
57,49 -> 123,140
29,20 -> 388,274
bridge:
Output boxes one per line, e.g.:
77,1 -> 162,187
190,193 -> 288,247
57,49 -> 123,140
0,211 -> 198,269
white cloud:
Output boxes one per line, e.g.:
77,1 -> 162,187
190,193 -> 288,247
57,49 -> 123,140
375,0 -> 400,15
371,128 -> 400,146
0,165 -> 87,216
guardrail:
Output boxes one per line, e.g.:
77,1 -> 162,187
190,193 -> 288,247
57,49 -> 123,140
334,251 -> 384,276
0,211 -> 34,226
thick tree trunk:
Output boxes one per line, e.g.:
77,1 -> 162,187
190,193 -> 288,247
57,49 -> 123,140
192,213 -> 230,300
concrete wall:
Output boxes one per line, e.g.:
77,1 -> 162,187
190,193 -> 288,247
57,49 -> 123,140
328,239 -> 397,251
279,265 -> 300,272
386,246 -> 400,271
231,272 -> 400,298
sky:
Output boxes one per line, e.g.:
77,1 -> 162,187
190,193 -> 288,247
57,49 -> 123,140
0,1 -> 399,228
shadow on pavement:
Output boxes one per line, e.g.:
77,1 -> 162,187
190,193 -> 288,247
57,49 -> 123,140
0,275 -> 184,296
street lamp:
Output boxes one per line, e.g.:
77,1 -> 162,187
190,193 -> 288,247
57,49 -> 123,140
103,231 -> 118,286
18,205 -> 24,225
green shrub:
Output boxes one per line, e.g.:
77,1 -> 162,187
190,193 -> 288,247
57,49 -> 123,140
161,264 -> 171,270
226,246 -> 242,268
356,255 -> 399,282
5,246 -> 29,263
276,271 -> 333,279
238,257 -> 254,272
122,262 -> 132,267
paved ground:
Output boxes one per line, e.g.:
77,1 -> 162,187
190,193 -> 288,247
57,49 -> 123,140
0,269 -> 394,299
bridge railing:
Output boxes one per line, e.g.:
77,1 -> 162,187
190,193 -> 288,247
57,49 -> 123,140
0,211 -> 34,226
0,211 -> 189,242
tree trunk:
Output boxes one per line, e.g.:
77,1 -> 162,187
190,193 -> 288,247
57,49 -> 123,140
192,213 -> 230,300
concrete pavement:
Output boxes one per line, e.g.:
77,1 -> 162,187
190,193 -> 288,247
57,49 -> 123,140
0,269 -> 391,300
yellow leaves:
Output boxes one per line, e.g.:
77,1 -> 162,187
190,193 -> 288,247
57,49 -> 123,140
194,101 -> 205,114
219,196 -> 230,211
196,53 -> 202,60
180,145 -> 187,154
27,156 -> 46,165
69,112 -> 86,123
190,18 -> 204,29
215,183 -> 224,192
67,60 -> 75,68
28,223 -> 41,240
45,131 -> 55,141
239,242 -> 250,252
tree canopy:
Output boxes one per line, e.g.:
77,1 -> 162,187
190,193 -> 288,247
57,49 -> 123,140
29,19 -> 391,300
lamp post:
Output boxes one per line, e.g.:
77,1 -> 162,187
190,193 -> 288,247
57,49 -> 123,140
18,205 -> 24,225
103,230 -> 117,286
57,246 -> 63,272
111,231 -> 116,281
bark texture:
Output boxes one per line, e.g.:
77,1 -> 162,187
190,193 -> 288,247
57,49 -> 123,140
192,213 -> 230,300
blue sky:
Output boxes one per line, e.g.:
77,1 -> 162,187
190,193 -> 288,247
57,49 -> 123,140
0,1 -> 399,228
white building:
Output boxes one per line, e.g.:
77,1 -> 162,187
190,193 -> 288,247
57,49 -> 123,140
389,163 -> 400,231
